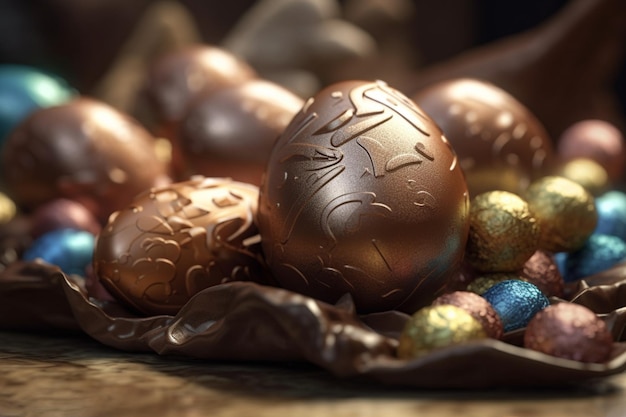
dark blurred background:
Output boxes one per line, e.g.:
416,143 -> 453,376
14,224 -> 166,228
0,0 -> 624,133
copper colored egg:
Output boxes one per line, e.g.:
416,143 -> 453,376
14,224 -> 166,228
557,119 -> 625,183
1,98 -> 170,223
258,80 -> 470,313
178,79 -> 304,185
524,176 -> 598,253
94,177 -> 270,316
432,291 -> 503,339
465,191 -> 539,273
524,303 -> 613,363
412,78 -> 554,197
398,305 -> 487,359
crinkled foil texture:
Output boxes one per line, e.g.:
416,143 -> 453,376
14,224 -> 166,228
2,260 -> 626,389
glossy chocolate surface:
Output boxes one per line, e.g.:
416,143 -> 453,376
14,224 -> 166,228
94,177 -> 269,315
258,80 -> 470,313
1,98 -> 170,223
412,78 -> 554,197
178,79 -> 304,185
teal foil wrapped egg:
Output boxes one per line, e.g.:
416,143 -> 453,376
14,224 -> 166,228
594,191 -> 626,241
0,65 -> 75,146
558,233 -> 626,282
482,280 -> 549,332
22,228 -> 95,276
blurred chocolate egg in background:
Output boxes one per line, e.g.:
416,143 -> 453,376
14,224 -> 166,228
0,98 -> 170,223
412,78 -> 555,197
556,119 -> 626,184
177,79 -> 304,185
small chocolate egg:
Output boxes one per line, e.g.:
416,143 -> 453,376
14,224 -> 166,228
30,198 -> 101,238
520,250 -> 564,298
557,119 -> 625,183
558,234 -> 626,282
22,228 -> 95,276
177,79 -> 304,185
258,80 -> 470,313
412,78 -> 554,197
482,280 -> 549,332
0,65 -> 75,146
552,158 -> 609,197
594,190 -> 626,241
466,272 -> 525,295
524,303 -> 613,363
1,98 -> 171,223
94,177 -> 270,316
465,191 -> 539,272
397,304 -> 487,359
524,176 -> 597,252
432,291 -> 503,339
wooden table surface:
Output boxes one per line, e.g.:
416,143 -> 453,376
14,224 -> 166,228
1,330 -> 626,417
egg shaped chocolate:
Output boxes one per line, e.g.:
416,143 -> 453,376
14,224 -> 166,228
412,78 -> 554,197
1,98 -> 170,223
258,80 -> 470,313
146,45 -> 257,129
178,79 -> 304,185
94,176 -> 269,316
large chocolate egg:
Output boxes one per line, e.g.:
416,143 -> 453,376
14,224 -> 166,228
177,79 -> 304,185
1,98 -> 170,223
94,177 -> 269,316
258,80 -> 470,313
412,78 -> 554,197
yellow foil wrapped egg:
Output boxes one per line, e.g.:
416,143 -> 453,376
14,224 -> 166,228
465,191 -> 539,273
553,158 -> 609,197
398,305 -> 487,359
524,176 -> 597,252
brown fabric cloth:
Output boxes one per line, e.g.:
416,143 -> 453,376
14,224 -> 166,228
2,260 -> 626,389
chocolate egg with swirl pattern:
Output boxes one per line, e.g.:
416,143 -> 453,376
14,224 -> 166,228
93,176 -> 270,316
258,80 -> 470,313
412,78 -> 555,197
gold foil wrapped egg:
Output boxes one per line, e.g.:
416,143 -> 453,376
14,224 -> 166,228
398,304 -> 487,359
466,272 -> 525,295
465,191 -> 539,273
553,158 -> 609,197
524,176 -> 597,252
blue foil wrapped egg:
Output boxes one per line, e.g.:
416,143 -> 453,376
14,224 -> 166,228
0,64 -> 75,147
558,233 -> 626,282
482,280 -> 549,332
22,228 -> 95,276
594,191 -> 626,241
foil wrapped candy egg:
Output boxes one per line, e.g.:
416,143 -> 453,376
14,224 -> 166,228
93,177 -> 271,316
258,80 -> 470,313
465,190 -> 539,273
